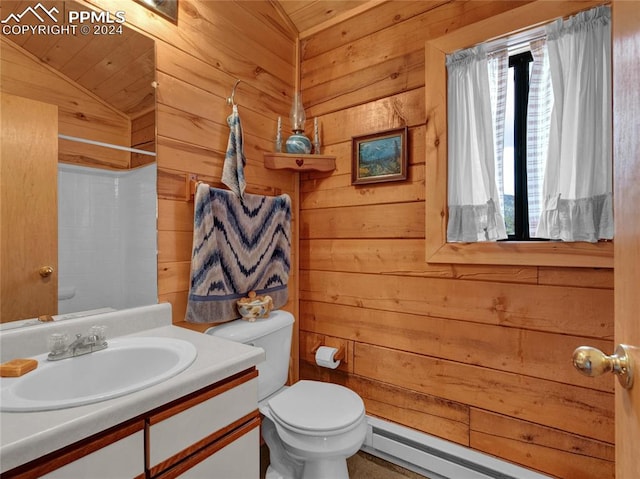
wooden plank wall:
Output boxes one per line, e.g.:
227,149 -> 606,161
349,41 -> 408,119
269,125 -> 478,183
131,110 -> 156,167
81,0 -> 300,375
298,1 -> 615,478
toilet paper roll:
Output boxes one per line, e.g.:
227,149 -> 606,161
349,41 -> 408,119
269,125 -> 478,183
315,346 -> 341,369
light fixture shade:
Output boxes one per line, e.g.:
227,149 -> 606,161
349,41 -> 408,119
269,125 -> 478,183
289,92 -> 306,132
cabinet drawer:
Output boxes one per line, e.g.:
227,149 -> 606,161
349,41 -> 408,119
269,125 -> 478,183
41,431 -> 144,479
3,420 -> 144,479
148,371 -> 258,473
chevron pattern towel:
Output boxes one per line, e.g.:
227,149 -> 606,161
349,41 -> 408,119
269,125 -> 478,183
186,184 -> 291,324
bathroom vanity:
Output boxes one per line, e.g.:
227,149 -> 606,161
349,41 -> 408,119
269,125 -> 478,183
0,304 -> 264,478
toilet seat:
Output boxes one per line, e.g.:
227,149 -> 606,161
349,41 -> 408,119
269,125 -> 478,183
268,380 -> 365,436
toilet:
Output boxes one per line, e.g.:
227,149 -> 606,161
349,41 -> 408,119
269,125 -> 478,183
207,310 -> 366,479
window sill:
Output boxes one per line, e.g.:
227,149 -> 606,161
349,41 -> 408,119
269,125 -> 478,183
426,239 -> 613,268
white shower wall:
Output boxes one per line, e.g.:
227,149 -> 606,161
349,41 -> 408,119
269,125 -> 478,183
58,163 -> 157,314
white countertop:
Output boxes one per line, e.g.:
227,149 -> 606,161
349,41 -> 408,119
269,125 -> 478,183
0,306 -> 265,473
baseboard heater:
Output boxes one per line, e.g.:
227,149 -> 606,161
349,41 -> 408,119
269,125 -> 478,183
361,416 -> 552,479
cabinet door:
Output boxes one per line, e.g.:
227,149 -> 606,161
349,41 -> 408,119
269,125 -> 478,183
1,93 -> 58,322
147,373 -> 258,475
41,430 -> 144,479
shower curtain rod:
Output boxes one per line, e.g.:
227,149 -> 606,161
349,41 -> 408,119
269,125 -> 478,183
58,134 -> 157,157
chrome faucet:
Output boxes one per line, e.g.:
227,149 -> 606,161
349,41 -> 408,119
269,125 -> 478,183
47,326 -> 107,361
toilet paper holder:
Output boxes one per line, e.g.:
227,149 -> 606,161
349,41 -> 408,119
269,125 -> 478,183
311,341 -> 345,362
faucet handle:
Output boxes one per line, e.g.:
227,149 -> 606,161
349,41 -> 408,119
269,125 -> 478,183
88,325 -> 107,343
47,333 -> 69,354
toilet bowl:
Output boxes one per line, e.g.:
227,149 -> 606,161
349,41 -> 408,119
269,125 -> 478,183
207,311 -> 366,479
260,380 -> 367,479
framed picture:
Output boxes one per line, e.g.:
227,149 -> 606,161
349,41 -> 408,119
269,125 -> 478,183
135,0 -> 178,24
351,127 -> 408,185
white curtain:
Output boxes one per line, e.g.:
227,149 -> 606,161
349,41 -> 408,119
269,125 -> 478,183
488,49 -> 509,216
536,6 -> 613,242
526,39 -> 553,237
446,46 -> 508,242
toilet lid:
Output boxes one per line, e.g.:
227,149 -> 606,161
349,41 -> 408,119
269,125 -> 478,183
268,380 -> 365,433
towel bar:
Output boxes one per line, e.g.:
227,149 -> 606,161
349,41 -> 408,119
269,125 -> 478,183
185,174 -> 284,201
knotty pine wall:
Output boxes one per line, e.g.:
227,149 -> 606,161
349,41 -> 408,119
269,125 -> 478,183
81,1 -> 301,376
298,2 -> 614,478
131,110 -> 156,168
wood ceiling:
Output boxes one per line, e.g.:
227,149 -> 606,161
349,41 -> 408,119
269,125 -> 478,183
0,1 -> 155,119
0,0 -> 378,117
274,0 -> 376,37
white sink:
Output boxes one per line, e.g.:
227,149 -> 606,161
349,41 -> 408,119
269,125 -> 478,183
0,337 -> 197,412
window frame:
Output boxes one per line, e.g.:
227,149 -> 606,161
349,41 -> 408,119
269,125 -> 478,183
424,0 -> 612,268
506,50 -> 534,240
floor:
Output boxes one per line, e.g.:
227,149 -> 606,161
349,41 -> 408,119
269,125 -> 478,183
260,446 -> 429,479
347,451 -> 430,479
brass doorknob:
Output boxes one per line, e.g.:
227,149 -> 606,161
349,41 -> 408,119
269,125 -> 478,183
39,266 -> 54,278
572,344 -> 634,389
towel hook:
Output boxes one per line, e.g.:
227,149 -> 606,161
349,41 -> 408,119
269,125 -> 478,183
226,79 -> 242,107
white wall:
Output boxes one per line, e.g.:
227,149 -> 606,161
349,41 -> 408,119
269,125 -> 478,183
58,163 -> 157,314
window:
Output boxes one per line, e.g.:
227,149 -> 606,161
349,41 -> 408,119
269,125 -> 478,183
424,2 -> 613,268
445,6 -> 612,245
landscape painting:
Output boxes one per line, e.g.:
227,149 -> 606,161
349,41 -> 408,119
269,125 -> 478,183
352,127 -> 408,185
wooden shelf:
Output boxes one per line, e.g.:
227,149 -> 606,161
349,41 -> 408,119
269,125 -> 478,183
263,152 -> 336,172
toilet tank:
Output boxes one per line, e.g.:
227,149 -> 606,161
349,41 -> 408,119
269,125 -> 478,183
206,310 -> 294,401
